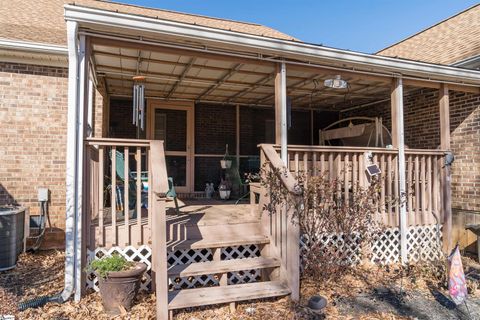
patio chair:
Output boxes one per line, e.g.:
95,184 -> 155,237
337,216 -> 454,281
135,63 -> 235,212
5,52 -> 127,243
166,177 -> 180,214
106,150 -> 146,219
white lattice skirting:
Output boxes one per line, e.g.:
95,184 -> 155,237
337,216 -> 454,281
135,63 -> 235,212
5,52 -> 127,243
300,224 -> 443,266
86,244 -> 261,292
86,225 -> 442,291
86,245 -> 152,292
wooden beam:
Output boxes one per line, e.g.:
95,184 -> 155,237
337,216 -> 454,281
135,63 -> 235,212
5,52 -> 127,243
259,74 -> 323,104
94,49 -> 273,77
227,73 -> 274,102
404,78 -> 480,94
390,80 -> 399,147
196,63 -> 243,100
150,140 -> 169,320
439,83 -> 452,253
439,84 -> 451,150
236,104 -> 240,168
391,76 -> 408,264
166,57 -> 197,99
91,37 -> 274,67
275,63 -> 288,162
287,64 -> 391,85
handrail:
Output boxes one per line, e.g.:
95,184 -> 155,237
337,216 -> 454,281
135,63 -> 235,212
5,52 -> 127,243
259,144 -> 302,195
86,137 -> 152,147
147,140 -> 169,319
264,143 -> 447,156
150,141 -> 169,196
258,144 -> 301,301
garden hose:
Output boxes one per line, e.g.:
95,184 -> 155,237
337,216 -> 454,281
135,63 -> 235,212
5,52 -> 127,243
18,294 -> 63,311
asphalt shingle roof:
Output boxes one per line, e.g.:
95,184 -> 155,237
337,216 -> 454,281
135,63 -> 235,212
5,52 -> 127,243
377,4 -> 480,65
0,0 -> 297,46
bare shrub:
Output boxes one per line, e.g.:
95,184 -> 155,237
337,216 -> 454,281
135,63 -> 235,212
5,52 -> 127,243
261,164 -> 389,278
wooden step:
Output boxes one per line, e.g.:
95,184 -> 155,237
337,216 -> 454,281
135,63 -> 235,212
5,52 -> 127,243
167,234 -> 269,251
168,257 -> 280,277
167,220 -> 263,242
168,281 -> 290,310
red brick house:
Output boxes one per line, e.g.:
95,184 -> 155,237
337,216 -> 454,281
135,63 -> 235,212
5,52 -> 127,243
375,4 -> 480,249
2,1 -> 480,317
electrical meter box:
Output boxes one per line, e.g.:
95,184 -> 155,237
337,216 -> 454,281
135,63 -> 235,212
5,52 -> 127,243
38,188 -> 49,202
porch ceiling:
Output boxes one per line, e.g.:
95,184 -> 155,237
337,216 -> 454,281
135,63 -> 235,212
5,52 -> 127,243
92,42 -> 396,111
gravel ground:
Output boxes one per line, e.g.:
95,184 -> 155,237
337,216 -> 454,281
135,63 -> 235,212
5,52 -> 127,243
1,251 -> 480,319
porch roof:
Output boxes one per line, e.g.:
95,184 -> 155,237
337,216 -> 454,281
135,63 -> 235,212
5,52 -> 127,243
66,4 -> 480,110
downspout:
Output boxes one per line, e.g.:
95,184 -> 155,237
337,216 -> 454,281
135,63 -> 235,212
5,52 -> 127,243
18,21 -> 80,311
63,20 -> 81,302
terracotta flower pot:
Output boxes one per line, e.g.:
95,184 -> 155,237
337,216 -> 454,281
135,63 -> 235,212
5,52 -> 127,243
97,262 -> 147,315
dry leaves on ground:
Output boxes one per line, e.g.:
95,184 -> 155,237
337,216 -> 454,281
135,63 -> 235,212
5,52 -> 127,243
2,250 -> 480,319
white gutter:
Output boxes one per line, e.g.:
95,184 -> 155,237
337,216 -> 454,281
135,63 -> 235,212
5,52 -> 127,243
0,38 -> 67,55
452,54 -> 480,70
63,4 -> 480,85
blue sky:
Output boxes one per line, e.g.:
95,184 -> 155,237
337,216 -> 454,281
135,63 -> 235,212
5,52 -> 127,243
115,0 -> 478,53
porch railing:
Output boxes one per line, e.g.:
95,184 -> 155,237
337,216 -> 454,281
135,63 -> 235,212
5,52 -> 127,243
86,138 -> 154,248
260,144 -> 446,228
258,145 -> 301,301
84,137 -> 169,318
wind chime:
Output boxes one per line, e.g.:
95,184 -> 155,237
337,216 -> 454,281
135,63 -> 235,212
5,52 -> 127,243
132,75 -> 146,139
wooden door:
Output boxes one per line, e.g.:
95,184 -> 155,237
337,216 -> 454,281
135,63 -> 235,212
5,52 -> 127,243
147,101 -> 194,193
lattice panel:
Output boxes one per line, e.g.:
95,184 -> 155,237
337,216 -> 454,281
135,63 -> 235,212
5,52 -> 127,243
167,248 -> 217,290
222,245 -> 261,285
370,228 -> 401,264
167,244 -> 263,289
300,233 -> 363,266
407,225 -> 443,262
86,245 -> 152,292
300,224 -> 443,267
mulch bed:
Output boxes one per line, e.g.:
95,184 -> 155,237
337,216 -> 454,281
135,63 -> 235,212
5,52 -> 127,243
2,251 -> 480,319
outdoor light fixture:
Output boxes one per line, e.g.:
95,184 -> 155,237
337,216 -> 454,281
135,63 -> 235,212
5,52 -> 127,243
324,75 -> 348,89
132,75 -> 146,138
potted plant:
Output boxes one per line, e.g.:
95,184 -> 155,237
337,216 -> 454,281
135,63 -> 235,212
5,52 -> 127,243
220,144 -> 232,169
88,254 -> 147,315
218,179 -> 231,200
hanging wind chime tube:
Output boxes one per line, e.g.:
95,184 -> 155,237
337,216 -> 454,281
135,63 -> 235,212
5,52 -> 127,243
132,75 -> 146,138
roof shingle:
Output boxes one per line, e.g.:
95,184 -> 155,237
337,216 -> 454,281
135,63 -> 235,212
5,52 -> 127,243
0,0 -> 297,46
377,4 -> 480,65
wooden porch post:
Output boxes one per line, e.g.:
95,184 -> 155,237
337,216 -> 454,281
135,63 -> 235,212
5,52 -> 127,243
236,104 -> 240,167
391,76 -> 408,263
150,141 -> 169,320
439,83 -> 452,252
275,63 -> 288,163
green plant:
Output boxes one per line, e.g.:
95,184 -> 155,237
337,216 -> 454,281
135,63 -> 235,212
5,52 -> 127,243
88,254 -> 134,279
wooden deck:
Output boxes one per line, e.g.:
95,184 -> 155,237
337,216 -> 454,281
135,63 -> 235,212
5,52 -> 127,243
89,198 -> 258,249
166,198 -> 257,226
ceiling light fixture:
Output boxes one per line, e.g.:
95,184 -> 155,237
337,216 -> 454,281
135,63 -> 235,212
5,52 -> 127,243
324,75 -> 348,89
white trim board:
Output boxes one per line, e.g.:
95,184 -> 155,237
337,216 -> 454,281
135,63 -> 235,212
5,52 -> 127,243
63,4 -> 480,85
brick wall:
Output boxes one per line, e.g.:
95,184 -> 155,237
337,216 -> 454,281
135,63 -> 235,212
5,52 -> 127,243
0,62 -> 104,248
449,92 -> 480,212
109,98 -> 146,139
195,104 -> 236,154
239,107 -> 274,155
347,89 -> 480,213
0,62 -> 68,247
